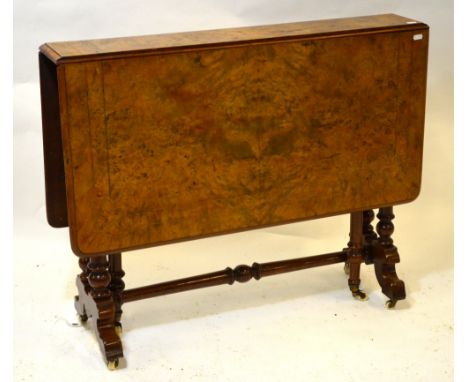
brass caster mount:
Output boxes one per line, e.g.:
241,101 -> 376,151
115,322 -> 123,336
343,262 -> 350,275
351,292 -> 400,308
351,289 -> 369,301
107,358 -> 120,370
344,263 -> 400,308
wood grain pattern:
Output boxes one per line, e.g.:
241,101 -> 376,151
39,53 -> 68,227
40,14 -> 424,64
373,207 -> 406,306
40,15 -> 429,256
74,256 -> 123,365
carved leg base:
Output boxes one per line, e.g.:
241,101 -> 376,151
345,208 -> 406,307
351,288 -> 368,301
372,207 -> 406,308
74,256 -> 124,369
372,245 -> 406,307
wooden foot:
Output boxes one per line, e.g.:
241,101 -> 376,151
347,212 -> 368,300
74,255 -> 123,368
372,207 -> 406,307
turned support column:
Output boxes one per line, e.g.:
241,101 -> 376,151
109,253 -> 125,330
345,209 -> 377,272
78,257 -> 90,287
363,209 -> 378,243
87,256 -> 113,301
347,211 -> 367,300
75,257 -> 90,322
78,257 -> 90,292
83,256 -> 123,369
362,209 -> 378,264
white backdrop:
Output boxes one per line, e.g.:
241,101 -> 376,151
14,1 -> 453,381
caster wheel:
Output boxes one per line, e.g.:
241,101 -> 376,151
352,289 -> 369,301
107,358 -> 119,370
77,314 -> 88,323
115,323 -> 122,336
343,262 -> 350,275
386,299 -> 397,309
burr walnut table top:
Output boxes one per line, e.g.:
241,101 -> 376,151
39,14 -> 429,256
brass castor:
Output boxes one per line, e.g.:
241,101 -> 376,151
386,299 -> 397,309
352,289 -> 369,301
107,358 -> 119,370
115,322 -> 122,336
343,262 -> 350,275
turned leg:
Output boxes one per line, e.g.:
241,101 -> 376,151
363,209 -> 378,244
373,206 -> 406,308
74,257 -> 90,322
347,211 -> 367,300
74,255 -> 124,369
344,209 -> 377,273
87,256 -> 123,368
362,209 -> 378,264
109,253 -> 125,333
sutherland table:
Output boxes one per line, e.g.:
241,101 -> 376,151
39,14 -> 429,369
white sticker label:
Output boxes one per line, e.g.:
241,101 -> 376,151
413,34 -> 423,41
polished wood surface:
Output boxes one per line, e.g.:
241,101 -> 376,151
74,256 -> 123,367
108,253 -> 125,328
40,14 -> 424,64
373,207 -> 406,307
347,211 -> 365,299
121,250 -> 347,303
39,14 -> 428,256
39,53 -> 68,227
